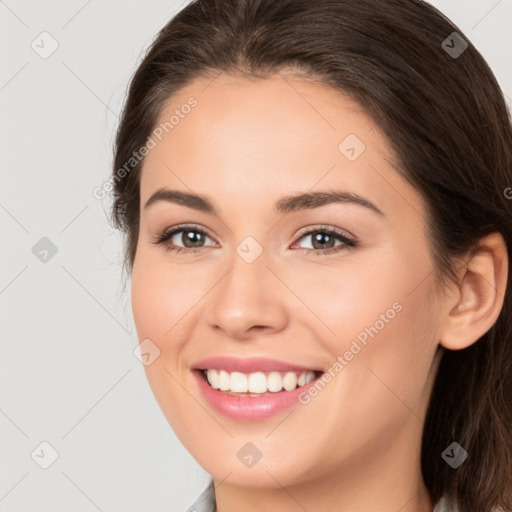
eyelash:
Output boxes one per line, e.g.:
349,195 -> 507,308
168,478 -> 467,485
150,224 -> 358,257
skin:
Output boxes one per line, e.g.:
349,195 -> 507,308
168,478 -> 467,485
130,70 -> 508,512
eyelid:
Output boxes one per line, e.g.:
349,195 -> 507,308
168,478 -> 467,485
290,224 -> 358,252
150,223 -> 217,246
165,223 -> 215,240
154,223 -> 353,243
293,224 -> 356,242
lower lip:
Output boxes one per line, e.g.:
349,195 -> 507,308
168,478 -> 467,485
192,370 -> 323,421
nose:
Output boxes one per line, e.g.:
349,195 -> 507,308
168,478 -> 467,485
204,248 -> 289,341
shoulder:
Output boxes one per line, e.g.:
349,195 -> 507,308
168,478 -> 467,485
433,495 -> 459,512
186,482 -> 459,512
186,479 -> 216,512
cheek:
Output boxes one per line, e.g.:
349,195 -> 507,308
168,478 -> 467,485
131,261 -> 163,342
313,245 -> 440,414
130,256 -> 198,431
290,256 -> 406,347
130,254 -> 206,343
364,283 -> 439,415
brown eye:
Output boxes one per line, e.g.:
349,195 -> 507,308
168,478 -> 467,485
176,229 -> 207,248
293,227 -> 358,256
151,225 -> 216,254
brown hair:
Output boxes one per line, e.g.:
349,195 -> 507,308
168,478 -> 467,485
110,0 -> 512,509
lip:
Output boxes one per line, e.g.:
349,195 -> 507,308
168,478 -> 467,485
192,367 -> 325,421
191,356 -> 323,374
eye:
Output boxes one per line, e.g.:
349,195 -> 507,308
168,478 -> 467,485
150,224 -> 216,254
151,224 -> 358,256
291,226 -> 358,256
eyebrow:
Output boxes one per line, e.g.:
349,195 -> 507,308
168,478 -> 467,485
144,187 -> 385,217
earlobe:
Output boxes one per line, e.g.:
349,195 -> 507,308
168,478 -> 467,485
439,232 -> 508,351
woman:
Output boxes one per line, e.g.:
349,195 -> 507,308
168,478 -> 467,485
110,0 -> 512,510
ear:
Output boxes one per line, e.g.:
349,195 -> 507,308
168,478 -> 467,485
439,232 -> 509,350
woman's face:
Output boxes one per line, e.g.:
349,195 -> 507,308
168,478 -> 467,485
131,71 -> 445,489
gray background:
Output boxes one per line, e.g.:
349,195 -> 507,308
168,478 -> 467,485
1,1 -> 511,511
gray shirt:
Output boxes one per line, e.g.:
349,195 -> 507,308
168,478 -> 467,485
186,479 -> 457,511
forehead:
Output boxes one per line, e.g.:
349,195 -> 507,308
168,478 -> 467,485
139,71 -> 423,219
152,71 -> 378,158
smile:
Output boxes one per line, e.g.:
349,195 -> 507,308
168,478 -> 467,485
190,356 -> 325,420
202,369 -> 319,396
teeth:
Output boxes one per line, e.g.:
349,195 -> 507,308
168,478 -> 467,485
267,371 -> 283,392
282,372 -> 297,391
230,372 -> 247,392
204,369 -> 317,394
218,370 -> 230,391
248,372 -> 267,393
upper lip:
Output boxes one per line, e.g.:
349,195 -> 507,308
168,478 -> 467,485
191,356 -> 323,374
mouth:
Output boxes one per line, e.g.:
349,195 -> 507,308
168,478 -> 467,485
190,356 -> 326,420
196,368 -> 324,397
